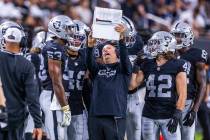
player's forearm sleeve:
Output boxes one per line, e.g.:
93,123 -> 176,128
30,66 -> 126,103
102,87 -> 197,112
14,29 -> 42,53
86,48 -> 98,75
25,66 -> 42,128
82,78 -> 92,111
119,40 -> 132,75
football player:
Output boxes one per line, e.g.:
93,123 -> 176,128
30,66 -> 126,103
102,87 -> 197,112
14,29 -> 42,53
121,16 -> 145,140
39,15 -> 74,140
24,30 -> 48,140
171,21 -> 208,140
130,31 -> 187,140
26,31 -> 48,82
63,20 -> 89,140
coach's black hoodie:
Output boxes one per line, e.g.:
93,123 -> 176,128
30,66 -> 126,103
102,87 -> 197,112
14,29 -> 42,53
87,40 -> 132,118
0,50 -> 42,129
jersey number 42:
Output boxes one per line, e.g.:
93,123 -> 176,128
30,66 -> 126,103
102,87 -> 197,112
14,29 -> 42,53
146,74 -> 172,98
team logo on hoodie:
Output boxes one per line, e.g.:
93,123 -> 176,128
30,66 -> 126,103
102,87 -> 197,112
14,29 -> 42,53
98,67 -> 116,78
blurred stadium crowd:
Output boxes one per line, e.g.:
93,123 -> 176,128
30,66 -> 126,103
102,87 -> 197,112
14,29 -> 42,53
1,0 -> 210,46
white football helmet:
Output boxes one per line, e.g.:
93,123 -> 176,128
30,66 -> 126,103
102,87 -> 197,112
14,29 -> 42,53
170,21 -> 194,49
68,20 -> 90,51
121,16 -> 137,48
32,31 -> 48,50
146,31 -> 177,58
0,21 -> 23,48
48,15 -> 75,41
143,45 -> 153,59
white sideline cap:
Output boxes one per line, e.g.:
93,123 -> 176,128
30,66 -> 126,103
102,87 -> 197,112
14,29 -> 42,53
4,28 -> 23,43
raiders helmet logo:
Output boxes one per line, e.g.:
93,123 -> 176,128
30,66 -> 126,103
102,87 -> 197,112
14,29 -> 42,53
53,21 -> 61,30
8,31 -> 15,40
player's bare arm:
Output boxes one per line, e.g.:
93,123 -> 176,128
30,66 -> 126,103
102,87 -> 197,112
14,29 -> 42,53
176,71 -> 187,110
129,71 -> 144,90
0,86 -> 5,107
48,59 -> 68,107
193,62 -> 207,112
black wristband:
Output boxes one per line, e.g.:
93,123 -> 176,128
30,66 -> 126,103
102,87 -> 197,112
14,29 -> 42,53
0,105 -> 5,110
119,39 -> 126,45
173,109 -> 182,120
128,88 -> 138,94
132,65 -> 140,73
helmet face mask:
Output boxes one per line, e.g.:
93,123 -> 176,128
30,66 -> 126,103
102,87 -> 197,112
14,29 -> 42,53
147,39 -> 161,57
96,38 -> 107,46
171,32 -> 186,49
125,33 -> 136,48
170,21 -> 194,49
67,20 -> 89,52
68,33 -> 86,51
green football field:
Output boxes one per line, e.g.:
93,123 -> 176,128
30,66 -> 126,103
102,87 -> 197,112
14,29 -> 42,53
195,132 -> 203,140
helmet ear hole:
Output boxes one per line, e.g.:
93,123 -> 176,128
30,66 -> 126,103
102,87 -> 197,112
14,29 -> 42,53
1,37 -> 5,45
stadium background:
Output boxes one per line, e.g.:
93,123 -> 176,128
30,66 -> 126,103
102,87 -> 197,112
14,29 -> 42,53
0,0 -> 210,139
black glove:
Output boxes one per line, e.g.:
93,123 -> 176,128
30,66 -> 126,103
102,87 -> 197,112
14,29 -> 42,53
183,110 -> 196,126
167,109 -> 182,133
132,65 -> 140,73
134,51 -> 145,66
0,106 -> 7,123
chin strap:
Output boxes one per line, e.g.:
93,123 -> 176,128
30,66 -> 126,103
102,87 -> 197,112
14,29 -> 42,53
68,45 -> 81,52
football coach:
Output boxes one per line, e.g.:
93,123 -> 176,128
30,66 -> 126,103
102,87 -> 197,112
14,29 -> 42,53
0,27 -> 42,140
87,24 -> 132,140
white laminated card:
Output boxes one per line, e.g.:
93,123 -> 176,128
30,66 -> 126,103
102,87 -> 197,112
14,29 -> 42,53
92,7 -> 122,40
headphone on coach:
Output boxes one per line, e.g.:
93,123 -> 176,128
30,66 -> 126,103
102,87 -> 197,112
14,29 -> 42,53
2,26 -> 28,48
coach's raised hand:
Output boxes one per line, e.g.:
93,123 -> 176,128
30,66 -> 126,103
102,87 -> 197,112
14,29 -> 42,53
115,24 -> 126,40
88,32 -> 96,48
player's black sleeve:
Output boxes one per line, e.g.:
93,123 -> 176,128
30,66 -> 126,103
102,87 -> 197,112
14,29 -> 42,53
24,63 -> 42,128
86,48 -> 99,76
31,53 -> 41,75
119,40 -> 132,75
177,59 -> 187,74
198,49 -> 208,63
47,44 -> 63,61
82,78 -> 92,111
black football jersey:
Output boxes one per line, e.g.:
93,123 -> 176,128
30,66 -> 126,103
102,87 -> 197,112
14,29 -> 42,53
25,53 -> 41,77
179,47 -> 208,99
65,49 -> 87,115
39,40 -> 67,90
93,44 -> 103,58
141,58 -> 187,119
25,53 -> 42,93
